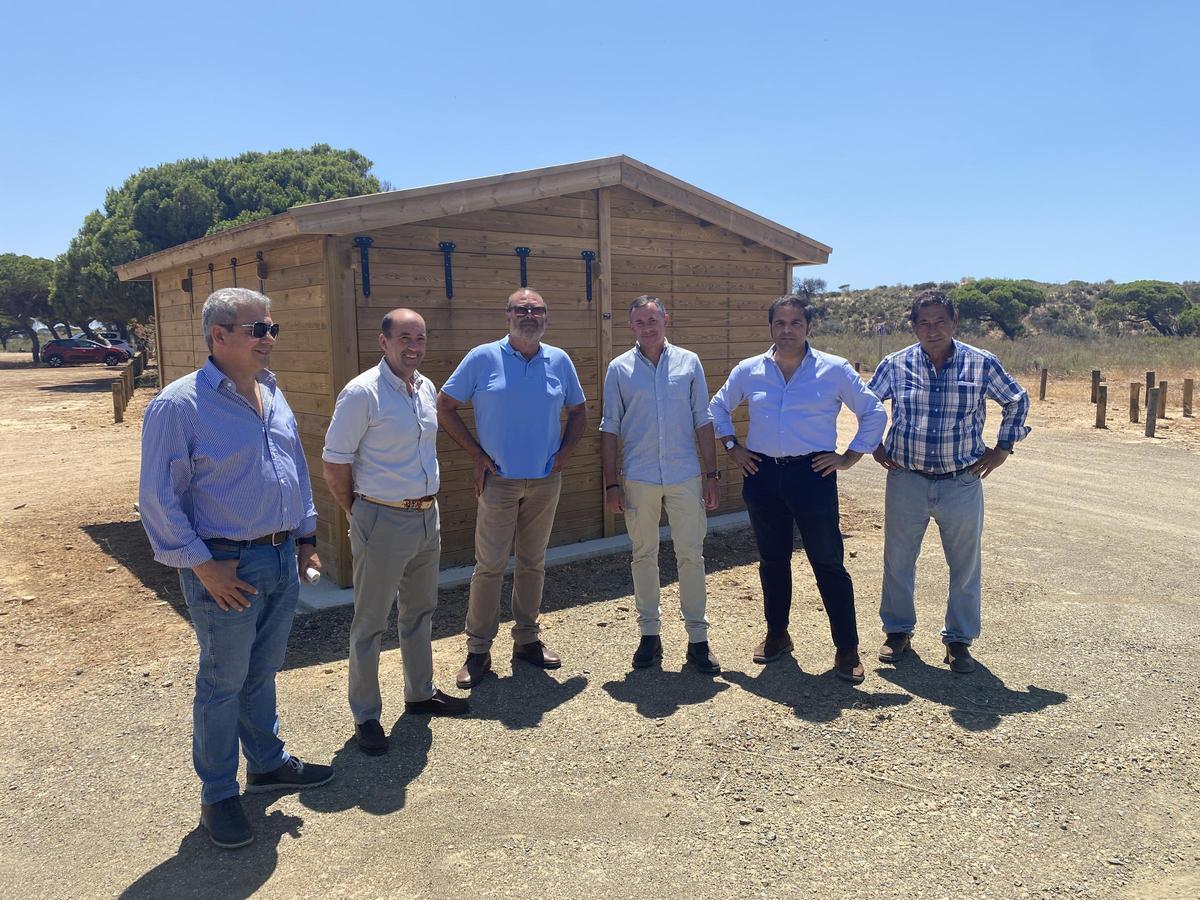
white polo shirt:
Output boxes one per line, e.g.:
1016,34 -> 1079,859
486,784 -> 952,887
322,358 -> 440,502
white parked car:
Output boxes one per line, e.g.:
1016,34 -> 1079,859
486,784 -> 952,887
93,332 -> 135,355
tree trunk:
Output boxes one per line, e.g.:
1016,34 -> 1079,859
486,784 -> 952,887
19,323 -> 40,364
1144,313 -> 1175,337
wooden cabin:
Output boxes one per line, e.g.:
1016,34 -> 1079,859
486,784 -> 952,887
116,156 -> 831,586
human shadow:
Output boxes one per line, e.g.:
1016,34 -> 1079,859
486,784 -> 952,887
722,655 -> 912,724
83,521 -> 186,616
298,715 -> 431,817
120,797 -> 302,899
602,666 -> 729,718
467,664 -> 588,730
875,650 -> 1068,731
38,375 -> 119,393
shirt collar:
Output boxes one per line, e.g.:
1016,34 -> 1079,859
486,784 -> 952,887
500,335 -> 547,360
918,339 -> 960,369
634,339 -> 671,365
765,342 -> 812,367
376,357 -> 424,392
201,357 -> 276,391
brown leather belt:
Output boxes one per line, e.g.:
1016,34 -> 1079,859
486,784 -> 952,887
355,492 -> 436,511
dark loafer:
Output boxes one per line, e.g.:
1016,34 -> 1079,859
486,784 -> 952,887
834,648 -> 866,684
512,640 -> 562,669
405,689 -> 470,716
686,641 -> 721,674
632,635 -> 663,668
199,796 -> 253,849
245,757 -> 334,793
456,652 -> 492,689
354,718 -> 388,755
944,641 -> 977,674
878,632 -> 912,664
752,631 -> 793,664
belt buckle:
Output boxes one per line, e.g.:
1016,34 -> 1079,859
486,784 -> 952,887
271,531 -> 286,546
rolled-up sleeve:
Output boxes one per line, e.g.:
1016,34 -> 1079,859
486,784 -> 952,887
690,355 -> 713,431
138,398 -> 211,569
599,362 -> 623,435
838,362 -> 888,453
984,356 -> 1032,444
708,365 -> 744,438
322,384 -> 370,465
292,416 -> 318,538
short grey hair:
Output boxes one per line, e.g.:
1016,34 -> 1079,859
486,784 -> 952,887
628,294 -> 667,317
201,288 -> 271,350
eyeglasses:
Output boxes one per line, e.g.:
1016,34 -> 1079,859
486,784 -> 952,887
507,305 -> 547,318
223,321 -> 280,339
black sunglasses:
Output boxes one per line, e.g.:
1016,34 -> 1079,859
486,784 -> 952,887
224,321 -> 280,339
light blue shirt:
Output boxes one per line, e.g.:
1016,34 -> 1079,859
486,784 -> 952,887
709,344 -> 887,457
138,359 -> 318,569
599,341 -> 712,485
441,337 -> 586,479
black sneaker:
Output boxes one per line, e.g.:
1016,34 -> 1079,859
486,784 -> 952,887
199,796 -> 253,849
245,757 -> 334,793
355,719 -> 389,756
632,635 -> 663,668
686,641 -> 721,674
944,641 -> 977,674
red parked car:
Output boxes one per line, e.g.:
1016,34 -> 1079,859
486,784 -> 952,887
41,339 -> 131,368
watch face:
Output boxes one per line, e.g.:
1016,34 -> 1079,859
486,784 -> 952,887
725,440 -> 736,450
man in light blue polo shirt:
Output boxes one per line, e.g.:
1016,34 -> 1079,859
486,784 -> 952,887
437,288 -> 587,688
600,295 -> 721,673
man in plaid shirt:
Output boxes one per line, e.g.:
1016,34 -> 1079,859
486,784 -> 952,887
867,290 -> 1030,674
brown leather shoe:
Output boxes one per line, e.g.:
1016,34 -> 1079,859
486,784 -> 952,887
943,641 -> 977,674
455,652 -> 492,689
878,632 -> 912,664
752,631 -> 793,664
834,648 -> 866,683
405,688 -> 470,716
512,640 -> 562,669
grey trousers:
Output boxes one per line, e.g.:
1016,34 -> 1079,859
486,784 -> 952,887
348,499 -> 440,723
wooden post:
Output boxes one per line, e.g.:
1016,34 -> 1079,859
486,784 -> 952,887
1157,380 -> 1167,418
1184,378 -> 1194,417
1090,370 -> 1101,403
1144,388 -> 1158,437
597,186 -> 615,538
1129,382 -> 1140,423
125,364 -> 134,400
1038,368 -> 1048,401
111,381 -> 124,423
1146,370 -> 1156,398
1095,385 -> 1107,428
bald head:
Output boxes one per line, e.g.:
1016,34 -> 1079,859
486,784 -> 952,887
381,308 -> 424,337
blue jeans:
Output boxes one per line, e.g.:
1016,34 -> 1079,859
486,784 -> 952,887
742,456 -> 859,650
179,539 -> 299,805
880,469 -> 984,645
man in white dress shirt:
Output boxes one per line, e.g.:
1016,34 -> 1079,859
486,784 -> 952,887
323,309 -> 467,757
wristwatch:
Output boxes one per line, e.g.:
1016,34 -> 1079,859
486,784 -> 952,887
996,440 -> 1014,453
705,470 -> 721,480
723,438 -> 738,451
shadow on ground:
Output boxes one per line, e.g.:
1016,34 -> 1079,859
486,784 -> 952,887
119,796 -> 302,900
37,374 -> 121,393
722,654 -> 913,724
299,715 -> 432,817
874,650 -> 1068,730
602,665 -> 729,718
82,521 -> 185,616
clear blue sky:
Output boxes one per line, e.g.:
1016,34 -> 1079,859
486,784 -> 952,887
2,1 -> 1196,289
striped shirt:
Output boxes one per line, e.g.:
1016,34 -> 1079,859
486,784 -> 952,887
599,341 -> 713,485
138,359 -> 318,569
868,340 -> 1031,474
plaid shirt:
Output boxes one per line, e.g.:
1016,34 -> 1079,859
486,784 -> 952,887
867,341 -> 1030,474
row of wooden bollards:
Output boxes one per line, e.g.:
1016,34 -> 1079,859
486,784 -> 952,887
1088,368 -> 1195,437
111,352 -> 147,423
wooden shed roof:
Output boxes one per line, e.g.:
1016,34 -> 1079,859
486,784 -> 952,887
115,155 -> 830,280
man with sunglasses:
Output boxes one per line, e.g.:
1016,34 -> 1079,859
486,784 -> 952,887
323,309 -> 468,758
438,288 -> 587,689
139,288 -> 332,849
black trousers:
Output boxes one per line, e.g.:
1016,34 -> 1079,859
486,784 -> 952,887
742,455 -> 859,650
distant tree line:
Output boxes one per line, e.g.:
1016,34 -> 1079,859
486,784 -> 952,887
0,144 -> 382,362
791,275 -> 1200,340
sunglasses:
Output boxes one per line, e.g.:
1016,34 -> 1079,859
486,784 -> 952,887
507,305 -> 547,318
224,321 -> 281,339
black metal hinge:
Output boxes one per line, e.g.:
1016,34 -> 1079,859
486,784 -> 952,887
354,236 -> 374,298
514,246 -> 531,288
581,250 -> 596,302
439,242 -> 456,299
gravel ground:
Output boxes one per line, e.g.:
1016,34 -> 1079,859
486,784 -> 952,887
0,365 -> 1197,899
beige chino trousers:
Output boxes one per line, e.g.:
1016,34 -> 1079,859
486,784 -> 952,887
348,500 -> 440,722
622,477 -> 709,642
465,473 -> 562,653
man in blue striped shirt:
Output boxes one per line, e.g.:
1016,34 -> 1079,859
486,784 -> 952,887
710,295 -> 887,683
139,288 -> 332,848
867,290 -> 1030,674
